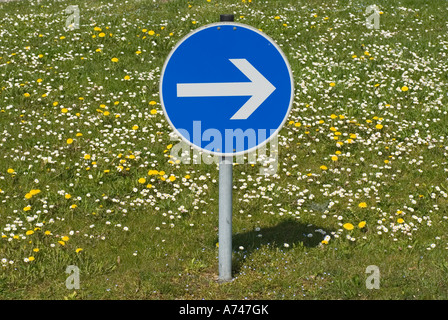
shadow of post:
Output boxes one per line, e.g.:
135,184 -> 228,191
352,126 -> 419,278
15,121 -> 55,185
228,219 -> 334,274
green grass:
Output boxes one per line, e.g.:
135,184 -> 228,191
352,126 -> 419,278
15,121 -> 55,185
0,0 -> 448,299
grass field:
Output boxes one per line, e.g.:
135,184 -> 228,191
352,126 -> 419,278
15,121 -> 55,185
1,0 -> 448,300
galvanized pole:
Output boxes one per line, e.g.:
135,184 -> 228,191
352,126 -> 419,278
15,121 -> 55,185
218,156 -> 233,282
218,14 -> 234,282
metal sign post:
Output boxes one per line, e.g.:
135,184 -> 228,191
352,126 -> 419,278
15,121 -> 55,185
218,14 -> 234,283
218,155 -> 233,282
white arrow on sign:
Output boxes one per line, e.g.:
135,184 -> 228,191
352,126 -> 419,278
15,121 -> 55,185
176,59 -> 276,120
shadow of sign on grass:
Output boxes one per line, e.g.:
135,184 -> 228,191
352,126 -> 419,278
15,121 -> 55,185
228,219 -> 334,274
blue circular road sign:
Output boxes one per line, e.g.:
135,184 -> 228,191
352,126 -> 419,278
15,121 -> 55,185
160,22 -> 294,156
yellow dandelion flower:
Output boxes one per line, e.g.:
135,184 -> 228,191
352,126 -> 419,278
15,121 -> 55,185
320,165 -> 328,170
358,202 -> 367,208
26,230 -> 34,236
111,57 -> 119,62
358,221 -> 366,229
138,178 -> 146,184
30,189 -> 40,196
62,236 -> 69,241
76,248 -> 83,253
401,86 -> 409,92
343,223 -> 354,231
